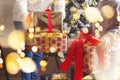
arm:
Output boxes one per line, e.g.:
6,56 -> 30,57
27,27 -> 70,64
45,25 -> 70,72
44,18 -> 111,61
53,0 -> 66,19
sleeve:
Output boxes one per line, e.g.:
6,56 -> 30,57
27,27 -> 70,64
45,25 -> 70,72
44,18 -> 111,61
97,31 -> 119,71
53,0 -> 66,19
13,0 -> 29,21
60,40 -> 76,71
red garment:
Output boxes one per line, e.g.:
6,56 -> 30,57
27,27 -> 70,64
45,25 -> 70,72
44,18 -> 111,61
60,32 -> 101,80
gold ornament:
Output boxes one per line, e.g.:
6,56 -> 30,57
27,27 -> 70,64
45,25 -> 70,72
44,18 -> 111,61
73,12 -> 80,20
70,6 -> 77,13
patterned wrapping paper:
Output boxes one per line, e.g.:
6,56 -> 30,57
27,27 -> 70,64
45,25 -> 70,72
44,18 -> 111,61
26,32 -> 67,53
83,44 -> 99,74
25,9 -> 67,53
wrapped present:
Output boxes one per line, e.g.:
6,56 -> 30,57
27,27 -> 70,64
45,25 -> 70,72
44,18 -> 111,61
25,9 -> 67,53
83,44 -> 99,73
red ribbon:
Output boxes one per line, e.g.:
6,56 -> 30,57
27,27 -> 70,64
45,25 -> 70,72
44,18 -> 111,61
45,9 -> 52,33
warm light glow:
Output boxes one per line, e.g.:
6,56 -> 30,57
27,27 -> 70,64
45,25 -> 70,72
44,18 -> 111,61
40,60 -> 48,67
20,52 -> 25,57
84,7 -> 102,23
35,27 -> 41,32
50,45 -> 57,53
31,46 -> 38,52
28,32 -> 34,39
117,16 -> 120,22
0,64 -> 3,69
98,16 -> 104,22
41,67 -> 46,72
8,30 -> 25,50
101,5 -> 114,19
0,25 -> 5,31
20,57 -> 36,73
81,27 -> 88,34
29,27 -> 34,33
6,52 -> 21,75
6,61 -> 20,75
17,49 -> 22,54
0,58 -> 3,64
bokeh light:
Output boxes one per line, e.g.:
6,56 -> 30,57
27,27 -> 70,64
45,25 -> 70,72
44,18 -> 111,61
40,60 -> 48,67
84,7 -> 102,23
20,57 -> 36,73
8,30 -> 25,50
6,52 -> 21,75
101,5 -> 114,19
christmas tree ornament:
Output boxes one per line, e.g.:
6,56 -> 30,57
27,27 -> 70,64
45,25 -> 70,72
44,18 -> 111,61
81,27 -> 88,34
101,5 -> 114,19
8,30 -> 25,50
70,6 -> 77,13
20,57 -> 36,73
31,46 -> 38,52
40,59 -> 48,67
73,12 -> 80,20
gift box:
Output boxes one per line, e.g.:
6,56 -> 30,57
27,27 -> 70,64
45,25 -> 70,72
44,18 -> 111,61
83,44 -> 99,73
25,9 -> 67,53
